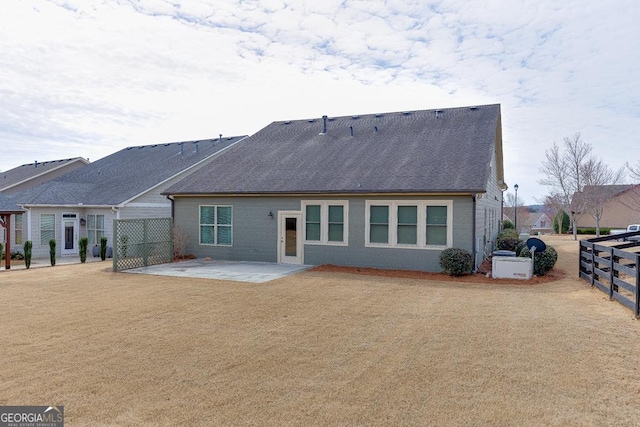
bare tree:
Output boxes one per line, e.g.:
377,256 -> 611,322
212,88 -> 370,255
622,160 -> 640,210
579,159 -> 625,236
539,133 -> 592,240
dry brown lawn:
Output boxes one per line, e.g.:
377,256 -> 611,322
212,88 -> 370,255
1,235 -> 639,426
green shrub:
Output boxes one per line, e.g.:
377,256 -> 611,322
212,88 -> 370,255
497,229 -> 522,251
503,219 -> 514,229
0,242 -> 3,260
79,237 -> 89,263
10,250 -> 24,260
519,245 -> 558,276
439,248 -> 473,276
100,237 -> 108,261
576,228 -> 612,235
554,210 -> 570,234
24,241 -> 32,269
49,239 -> 56,266
515,240 -> 528,257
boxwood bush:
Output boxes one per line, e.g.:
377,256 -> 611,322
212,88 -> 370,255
497,229 -> 522,251
439,248 -> 473,276
519,245 -> 558,276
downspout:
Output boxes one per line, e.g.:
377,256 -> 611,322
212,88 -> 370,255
166,195 -> 174,222
472,194 -> 477,272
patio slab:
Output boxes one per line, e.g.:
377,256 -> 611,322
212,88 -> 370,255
122,259 -> 312,283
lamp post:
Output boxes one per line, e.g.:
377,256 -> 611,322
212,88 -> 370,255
514,183 -> 519,232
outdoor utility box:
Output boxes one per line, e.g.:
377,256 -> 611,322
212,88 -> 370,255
492,256 -> 533,280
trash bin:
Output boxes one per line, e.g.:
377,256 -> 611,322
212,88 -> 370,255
493,250 -> 516,257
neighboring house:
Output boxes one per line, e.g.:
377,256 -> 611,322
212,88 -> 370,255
522,212 -> 552,235
502,208 -> 552,235
1,157 -> 89,195
164,104 -> 507,271
574,184 -> 640,229
0,193 -> 24,269
13,136 -> 247,258
1,158 -> 88,261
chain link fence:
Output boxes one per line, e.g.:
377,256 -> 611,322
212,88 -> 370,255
112,218 -> 173,271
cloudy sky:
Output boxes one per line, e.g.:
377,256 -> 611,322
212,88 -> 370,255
1,0 -> 638,201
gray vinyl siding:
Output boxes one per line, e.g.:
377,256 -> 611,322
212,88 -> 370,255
174,195 -> 474,272
475,150 -> 503,266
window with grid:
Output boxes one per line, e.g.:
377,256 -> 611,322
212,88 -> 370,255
40,214 -> 55,245
369,205 -> 389,244
14,214 -> 23,245
200,205 -> 232,246
303,201 -> 348,245
366,201 -> 452,248
426,206 -> 448,246
87,214 -> 105,246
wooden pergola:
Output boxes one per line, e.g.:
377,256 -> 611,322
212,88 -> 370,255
0,195 -> 24,270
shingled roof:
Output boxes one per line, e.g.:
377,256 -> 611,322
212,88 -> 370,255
16,136 -> 246,206
0,193 -> 23,214
0,157 -> 89,192
164,104 -> 502,195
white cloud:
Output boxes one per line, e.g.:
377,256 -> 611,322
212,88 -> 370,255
0,0 -> 638,201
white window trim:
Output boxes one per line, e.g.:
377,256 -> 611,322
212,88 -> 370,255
87,214 -> 106,246
302,200 -> 349,246
199,205 -> 233,246
365,200 -> 453,250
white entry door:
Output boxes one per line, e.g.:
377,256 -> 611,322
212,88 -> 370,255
278,211 -> 303,264
61,213 -> 79,256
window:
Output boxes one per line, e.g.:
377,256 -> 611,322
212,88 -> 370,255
397,206 -> 417,245
369,205 -> 389,244
426,206 -> 448,246
87,214 -> 105,246
14,214 -> 23,245
40,214 -> 55,245
302,201 -> 348,245
366,201 -> 452,249
200,205 -> 232,246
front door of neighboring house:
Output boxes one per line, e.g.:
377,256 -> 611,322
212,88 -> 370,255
61,213 -> 79,256
277,211 -> 303,264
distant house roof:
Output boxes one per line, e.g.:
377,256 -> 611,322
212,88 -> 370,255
16,137 -> 246,206
0,157 -> 89,193
165,104 -> 503,195
0,193 -> 23,214
571,184 -> 636,211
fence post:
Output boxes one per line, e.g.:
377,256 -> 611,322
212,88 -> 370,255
635,254 -> 640,319
609,247 -> 614,300
112,219 -> 118,272
590,244 -> 595,287
143,219 -> 149,267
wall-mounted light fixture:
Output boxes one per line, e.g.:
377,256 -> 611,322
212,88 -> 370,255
80,218 -> 86,226
268,210 -> 274,219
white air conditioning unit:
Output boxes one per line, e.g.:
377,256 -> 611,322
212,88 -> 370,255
492,256 -> 533,280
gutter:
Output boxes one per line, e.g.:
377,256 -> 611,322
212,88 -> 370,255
472,194 -> 477,272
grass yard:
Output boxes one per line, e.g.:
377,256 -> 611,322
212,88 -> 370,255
0,236 -> 639,426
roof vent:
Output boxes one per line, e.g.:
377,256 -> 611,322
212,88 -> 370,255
180,143 -> 184,155
469,106 -> 479,110
350,126 -> 354,136
34,160 -> 38,168
351,115 -> 360,119
308,119 -> 315,123
403,111 -> 411,116
375,113 -> 383,118
374,126 -> 378,132
194,142 -> 199,153
284,120 -> 291,125
435,109 -> 443,118
320,115 -> 328,135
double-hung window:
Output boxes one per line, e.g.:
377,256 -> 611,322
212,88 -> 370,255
14,214 -> 23,245
303,201 -> 348,245
87,214 -> 105,246
40,214 -> 55,245
200,205 -> 233,246
365,201 -> 452,248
